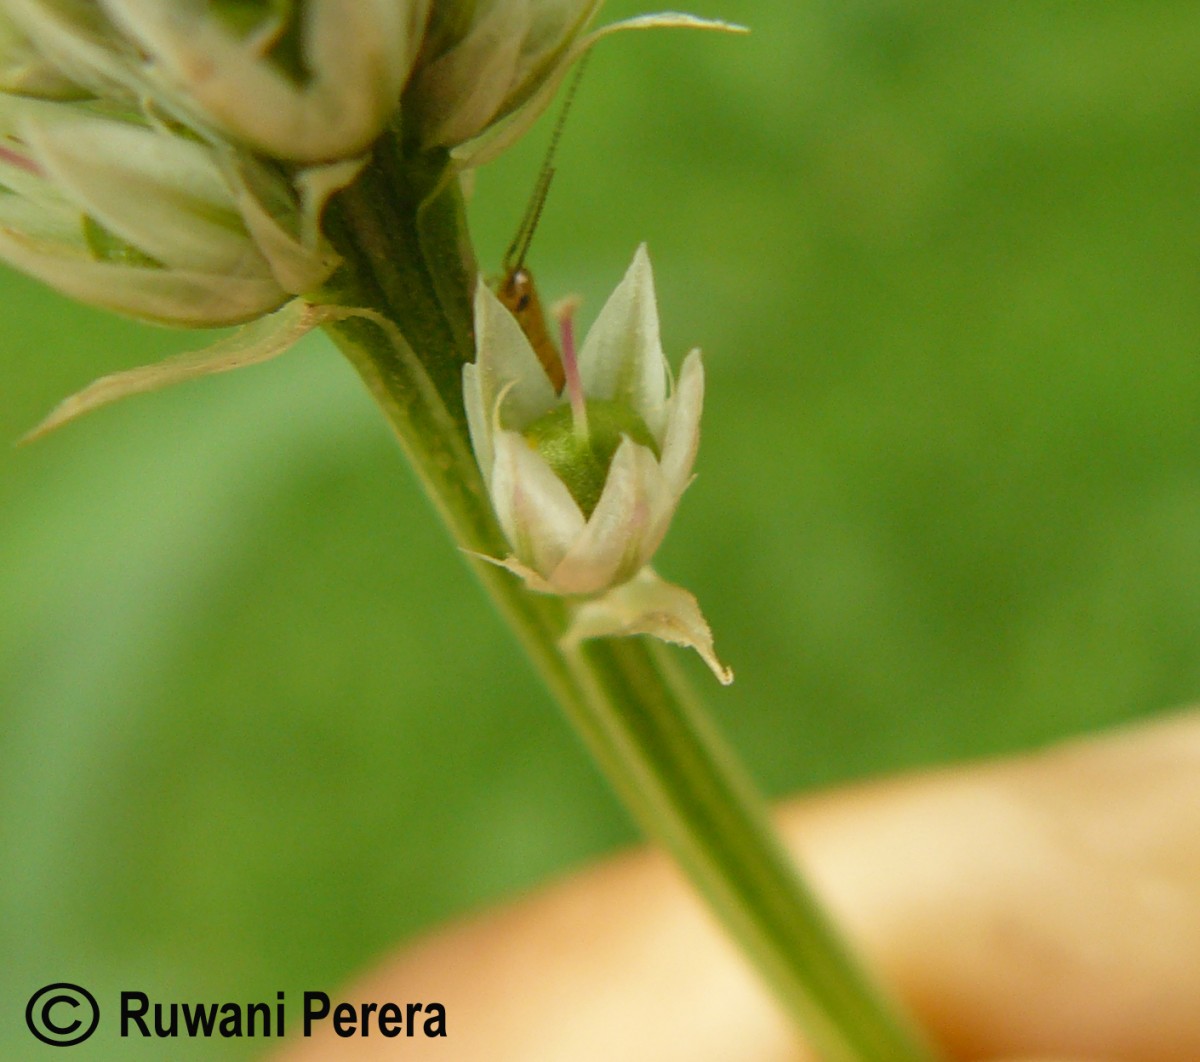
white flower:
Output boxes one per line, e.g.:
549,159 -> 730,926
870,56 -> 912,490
465,245 -> 731,683
466,244 -> 696,594
0,94 -> 345,325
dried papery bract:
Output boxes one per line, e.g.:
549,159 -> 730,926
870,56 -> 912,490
465,245 -> 732,683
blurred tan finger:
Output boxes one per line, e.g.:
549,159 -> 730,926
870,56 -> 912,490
278,709 -> 1200,1061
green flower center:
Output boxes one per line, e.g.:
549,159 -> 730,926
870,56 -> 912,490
523,399 -> 660,517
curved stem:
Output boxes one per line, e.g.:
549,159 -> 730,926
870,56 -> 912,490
318,142 -> 941,1062
568,637 -> 933,1060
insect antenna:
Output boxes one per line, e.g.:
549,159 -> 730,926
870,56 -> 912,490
503,165 -> 555,275
502,54 -> 590,274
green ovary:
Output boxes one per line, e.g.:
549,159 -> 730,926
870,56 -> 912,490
524,399 -> 660,518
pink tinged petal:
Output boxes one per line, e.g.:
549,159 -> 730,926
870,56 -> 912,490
0,141 -> 41,176
490,430 -> 585,577
473,279 -> 558,430
634,466 -> 690,580
549,438 -> 668,595
578,244 -> 668,432
563,567 -> 733,685
658,349 -> 705,499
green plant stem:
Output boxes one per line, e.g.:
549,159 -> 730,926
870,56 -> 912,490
319,142 -> 941,1062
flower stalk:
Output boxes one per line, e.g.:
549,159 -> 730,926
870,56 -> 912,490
318,142 -> 941,1062
4,5 -> 939,1057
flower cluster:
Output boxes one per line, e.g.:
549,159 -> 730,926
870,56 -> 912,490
466,246 -> 731,682
5,3 -> 737,679
0,91 -> 345,326
0,1 -> 603,326
0,1 -> 383,326
0,1 -> 430,163
0,2 -> 737,326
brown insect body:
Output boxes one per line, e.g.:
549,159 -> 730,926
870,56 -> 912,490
497,266 -> 565,392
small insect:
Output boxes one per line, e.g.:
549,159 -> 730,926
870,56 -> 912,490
495,57 -> 589,394
497,165 -> 564,390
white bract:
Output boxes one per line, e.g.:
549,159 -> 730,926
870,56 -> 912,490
2,0 -> 430,163
0,94 -> 343,326
465,245 -> 731,683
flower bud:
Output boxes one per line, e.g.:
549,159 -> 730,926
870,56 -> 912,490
465,245 -> 731,682
0,95 -> 341,325
4,0 -> 431,163
407,0 -> 598,153
408,4 -> 745,166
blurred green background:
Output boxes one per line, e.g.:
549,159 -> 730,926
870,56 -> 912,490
4,2 -> 1200,1057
